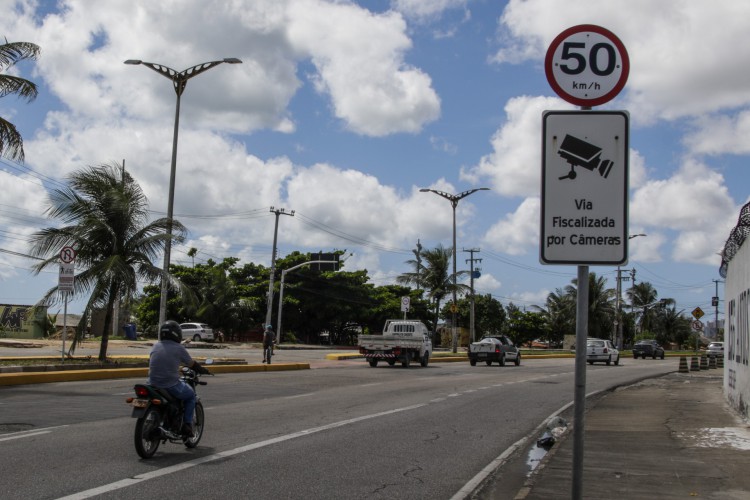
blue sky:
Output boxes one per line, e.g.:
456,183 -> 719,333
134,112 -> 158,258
1,0 -> 746,324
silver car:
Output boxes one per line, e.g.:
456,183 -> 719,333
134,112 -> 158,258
707,341 -> 724,358
587,338 -> 620,365
180,322 -> 214,342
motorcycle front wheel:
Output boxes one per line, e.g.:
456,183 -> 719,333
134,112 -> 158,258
184,401 -> 205,448
134,406 -> 162,458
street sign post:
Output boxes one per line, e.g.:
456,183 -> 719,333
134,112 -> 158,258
58,246 -> 76,363
545,24 -> 630,107
540,110 -> 629,265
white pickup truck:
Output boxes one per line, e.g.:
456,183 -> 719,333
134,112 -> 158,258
358,320 -> 432,368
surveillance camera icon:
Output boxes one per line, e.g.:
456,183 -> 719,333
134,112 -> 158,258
557,134 -> 613,181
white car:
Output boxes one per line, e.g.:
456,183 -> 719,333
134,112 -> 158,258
180,323 -> 214,342
707,342 -> 724,358
586,338 -> 620,365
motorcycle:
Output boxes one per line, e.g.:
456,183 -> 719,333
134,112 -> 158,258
126,359 -> 213,458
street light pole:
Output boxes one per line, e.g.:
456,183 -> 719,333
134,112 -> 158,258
125,58 -> 242,329
420,188 -> 489,353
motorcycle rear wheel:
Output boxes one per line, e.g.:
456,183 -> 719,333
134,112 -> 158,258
134,406 -> 162,458
183,401 -> 205,448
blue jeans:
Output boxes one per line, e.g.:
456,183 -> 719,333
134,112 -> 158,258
166,380 -> 196,424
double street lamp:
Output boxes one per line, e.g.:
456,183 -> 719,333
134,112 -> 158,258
419,187 -> 489,353
125,58 -> 242,328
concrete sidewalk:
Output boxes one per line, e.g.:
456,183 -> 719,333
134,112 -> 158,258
502,371 -> 750,500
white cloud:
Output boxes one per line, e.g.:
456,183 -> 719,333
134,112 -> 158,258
495,0 -> 750,126
482,197 -> 539,255
461,95 -> 573,197
630,159 -> 736,263
287,0 -> 441,135
391,0 -> 469,22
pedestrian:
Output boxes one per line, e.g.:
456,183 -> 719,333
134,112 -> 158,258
262,324 -> 275,363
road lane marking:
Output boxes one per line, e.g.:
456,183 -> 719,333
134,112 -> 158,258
56,404 -> 426,500
0,425 -> 69,442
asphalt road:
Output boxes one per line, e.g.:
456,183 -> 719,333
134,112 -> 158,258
0,351 -> 675,499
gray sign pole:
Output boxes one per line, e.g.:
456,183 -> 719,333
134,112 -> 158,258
572,264 -> 589,499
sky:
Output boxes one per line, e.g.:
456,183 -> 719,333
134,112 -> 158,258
0,0 -> 746,323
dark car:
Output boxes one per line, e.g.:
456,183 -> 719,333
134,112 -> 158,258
632,339 -> 665,359
468,335 -> 521,366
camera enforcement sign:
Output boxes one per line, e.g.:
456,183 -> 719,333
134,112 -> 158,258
540,110 -> 629,265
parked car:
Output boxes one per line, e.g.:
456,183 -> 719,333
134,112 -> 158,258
180,323 -> 214,342
632,339 -> 665,359
707,341 -> 724,358
468,335 -> 521,366
586,338 -> 619,365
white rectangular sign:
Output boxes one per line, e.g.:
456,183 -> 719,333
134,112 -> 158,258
58,262 -> 75,292
540,110 -> 629,265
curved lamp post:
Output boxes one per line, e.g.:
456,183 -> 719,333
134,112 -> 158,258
419,187 -> 489,353
124,58 -> 242,328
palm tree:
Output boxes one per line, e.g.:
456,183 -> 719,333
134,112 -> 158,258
29,163 -> 186,360
564,272 -> 616,339
0,39 -> 40,162
627,282 -> 660,334
398,244 -> 468,339
535,287 -> 575,346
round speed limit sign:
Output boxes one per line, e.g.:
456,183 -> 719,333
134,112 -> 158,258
545,24 -> 629,107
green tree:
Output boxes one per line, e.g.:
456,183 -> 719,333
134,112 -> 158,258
0,39 -> 40,162
398,244 -> 468,342
29,163 -> 185,360
564,272 -> 616,340
535,287 -> 575,347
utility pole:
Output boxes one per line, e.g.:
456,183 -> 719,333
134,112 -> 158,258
415,239 -> 423,292
464,248 -> 481,343
265,207 -> 294,330
713,279 -> 723,339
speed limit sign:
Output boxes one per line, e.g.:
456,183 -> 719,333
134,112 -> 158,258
545,24 -> 629,107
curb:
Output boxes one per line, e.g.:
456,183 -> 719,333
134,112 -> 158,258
0,362 -> 310,386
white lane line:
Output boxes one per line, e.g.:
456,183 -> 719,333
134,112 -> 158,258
0,425 -> 69,442
283,393 -> 315,399
0,430 -> 51,442
56,404 -> 426,500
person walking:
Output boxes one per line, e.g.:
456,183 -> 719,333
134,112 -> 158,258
262,324 -> 275,364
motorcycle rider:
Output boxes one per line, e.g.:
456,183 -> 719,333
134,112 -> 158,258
148,320 -> 210,437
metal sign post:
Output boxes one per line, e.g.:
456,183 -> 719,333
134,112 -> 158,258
542,24 -> 629,500
58,247 -> 76,362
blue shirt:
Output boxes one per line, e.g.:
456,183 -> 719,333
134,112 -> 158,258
148,340 -> 194,388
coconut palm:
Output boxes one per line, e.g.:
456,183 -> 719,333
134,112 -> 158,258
534,287 -> 575,345
397,244 -> 469,338
28,163 -> 186,360
564,272 -> 616,339
0,39 -> 40,162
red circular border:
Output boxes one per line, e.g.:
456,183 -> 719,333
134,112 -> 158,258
544,24 -> 630,107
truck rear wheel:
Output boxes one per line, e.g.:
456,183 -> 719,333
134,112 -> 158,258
469,359 -> 476,366
368,359 -> 378,367
420,353 -> 429,367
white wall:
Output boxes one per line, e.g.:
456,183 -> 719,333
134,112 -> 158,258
724,239 -> 750,418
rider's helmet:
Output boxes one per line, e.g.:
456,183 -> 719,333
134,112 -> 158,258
265,324 -> 273,330
160,320 -> 182,343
